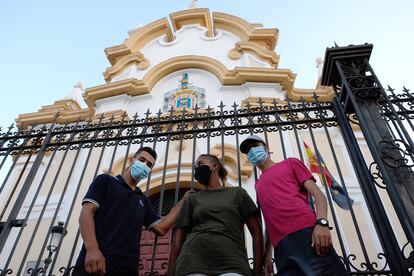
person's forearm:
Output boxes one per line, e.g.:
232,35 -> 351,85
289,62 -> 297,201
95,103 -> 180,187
166,230 -> 184,276
264,233 -> 272,259
79,209 -> 99,250
159,197 -> 186,230
313,192 -> 328,219
252,229 -> 264,273
166,245 -> 179,276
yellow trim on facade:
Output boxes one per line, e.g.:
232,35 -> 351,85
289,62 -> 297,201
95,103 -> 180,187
104,52 -> 149,82
84,55 -> 300,109
84,78 -> 148,107
125,17 -> 174,53
105,17 -> 173,67
16,99 -> 92,128
212,12 -> 278,50
228,41 -> 280,67
169,8 -> 213,37
104,44 -> 132,66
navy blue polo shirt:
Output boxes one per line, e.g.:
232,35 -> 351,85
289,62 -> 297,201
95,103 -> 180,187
75,174 -> 160,272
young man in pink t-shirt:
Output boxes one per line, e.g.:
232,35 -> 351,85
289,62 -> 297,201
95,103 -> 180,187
240,135 -> 346,276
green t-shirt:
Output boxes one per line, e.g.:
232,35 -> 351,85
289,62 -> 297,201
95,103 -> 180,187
173,187 -> 258,276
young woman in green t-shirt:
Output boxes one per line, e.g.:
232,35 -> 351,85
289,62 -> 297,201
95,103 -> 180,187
167,154 -> 264,276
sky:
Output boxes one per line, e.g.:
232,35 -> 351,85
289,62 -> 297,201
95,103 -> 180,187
0,0 -> 413,130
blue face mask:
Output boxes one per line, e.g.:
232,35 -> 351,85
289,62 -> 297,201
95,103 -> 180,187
247,146 -> 268,166
130,160 -> 150,182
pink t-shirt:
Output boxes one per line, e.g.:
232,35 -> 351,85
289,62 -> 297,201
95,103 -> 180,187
255,157 -> 316,247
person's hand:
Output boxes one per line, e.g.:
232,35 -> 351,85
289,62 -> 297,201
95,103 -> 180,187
264,257 -> 274,276
311,225 -> 332,256
84,247 -> 105,275
183,190 -> 195,199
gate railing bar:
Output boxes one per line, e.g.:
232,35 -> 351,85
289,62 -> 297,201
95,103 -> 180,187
1,120 -> 72,275
107,112 -> 129,174
150,107 -> 175,275
0,124 -> 17,173
92,114 -> 116,178
206,105 -> 212,155
272,99 -> 287,160
0,124 -> 39,199
0,119 -> 56,255
120,112 -> 141,175
245,102 -> 259,181
219,102 -> 226,173
173,108 -> 187,205
388,86 -> 414,134
232,102 -> 242,187
168,108 -> 188,272
258,98 -> 270,147
0,144 -> 36,222
285,97 -> 305,162
366,64 -> 414,152
190,105 -> 199,191
378,93 -> 414,167
0,123 -> 15,150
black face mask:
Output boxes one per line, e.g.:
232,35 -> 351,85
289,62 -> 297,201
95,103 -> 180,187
194,165 -> 212,186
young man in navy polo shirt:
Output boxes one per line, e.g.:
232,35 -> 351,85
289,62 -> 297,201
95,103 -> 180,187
73,147 -> 191,276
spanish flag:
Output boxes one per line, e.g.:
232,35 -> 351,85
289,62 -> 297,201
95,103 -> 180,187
304,142 -> 353,210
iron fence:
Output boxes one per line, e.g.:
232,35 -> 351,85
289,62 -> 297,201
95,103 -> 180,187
0,59 -> 413,275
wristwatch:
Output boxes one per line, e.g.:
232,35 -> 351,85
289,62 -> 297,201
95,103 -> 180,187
316,218 -> 329,227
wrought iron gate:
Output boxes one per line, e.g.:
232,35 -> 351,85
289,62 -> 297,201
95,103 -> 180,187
0,44 -> 413,275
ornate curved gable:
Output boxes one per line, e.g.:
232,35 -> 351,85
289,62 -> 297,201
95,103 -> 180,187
16,8 -> 332,127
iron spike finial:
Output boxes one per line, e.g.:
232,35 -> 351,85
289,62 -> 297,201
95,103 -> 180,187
218,101 -> 225,109
8,123 -> 15,131
232,102 -> 238,109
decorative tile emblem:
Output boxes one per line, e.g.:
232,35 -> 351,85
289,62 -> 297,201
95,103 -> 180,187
162,73 -> 206,111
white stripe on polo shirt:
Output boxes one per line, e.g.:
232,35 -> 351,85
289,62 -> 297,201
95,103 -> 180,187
82,198 -> 100,208
147,218 -> 161,230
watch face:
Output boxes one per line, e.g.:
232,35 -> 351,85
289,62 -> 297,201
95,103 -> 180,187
319,218 -> 328,225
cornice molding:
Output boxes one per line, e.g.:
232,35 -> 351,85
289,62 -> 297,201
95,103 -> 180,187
169,8 -> 213,37
16,99 -> 92,128
84,78 -> 148,108
125,17 -> 174,53
104,52 -> 150,82
228,41 -> 280,67
212,12 -> 278,50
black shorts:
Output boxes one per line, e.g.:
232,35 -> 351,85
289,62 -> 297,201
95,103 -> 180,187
274,227 -> 347,276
